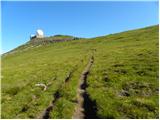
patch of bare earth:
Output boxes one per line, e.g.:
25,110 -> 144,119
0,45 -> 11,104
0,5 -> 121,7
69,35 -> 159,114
72,56 -> 99,119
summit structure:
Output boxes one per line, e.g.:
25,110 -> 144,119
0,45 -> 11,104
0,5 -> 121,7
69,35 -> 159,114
30,29 -> 44,39
36,29 -> 44,38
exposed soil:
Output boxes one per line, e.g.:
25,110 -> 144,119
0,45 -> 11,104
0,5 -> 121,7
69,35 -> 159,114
39,65 -> 78,119
72,55 -> 99,119
65,65 -> 78,83
40,90 -> 61,119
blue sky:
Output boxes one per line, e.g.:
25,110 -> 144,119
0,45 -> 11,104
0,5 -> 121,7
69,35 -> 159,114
1,1 -> 159,53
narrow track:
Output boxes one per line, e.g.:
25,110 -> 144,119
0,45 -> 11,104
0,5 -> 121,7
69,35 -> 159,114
65,65 -> 78,83
72,55 -> 98,119
41,90 -> 60,119
38,65 -> 78,119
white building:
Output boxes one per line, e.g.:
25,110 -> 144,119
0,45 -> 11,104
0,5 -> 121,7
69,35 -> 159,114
30,29 -> 44,39
36,29 -> 44,38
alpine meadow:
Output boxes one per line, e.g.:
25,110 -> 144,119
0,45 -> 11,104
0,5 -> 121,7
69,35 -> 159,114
1,25 -> 159,119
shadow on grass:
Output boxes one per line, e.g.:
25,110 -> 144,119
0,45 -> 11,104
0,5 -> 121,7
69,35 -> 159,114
83,92 -> 99,119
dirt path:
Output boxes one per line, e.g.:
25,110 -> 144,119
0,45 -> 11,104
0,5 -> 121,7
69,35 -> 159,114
38,90 -> 61,119
38,65 -> 78,119
65,65 -> 78,83
72,55 -> 98,119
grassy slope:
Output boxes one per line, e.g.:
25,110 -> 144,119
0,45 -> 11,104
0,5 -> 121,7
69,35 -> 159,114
1,25 -> 159,118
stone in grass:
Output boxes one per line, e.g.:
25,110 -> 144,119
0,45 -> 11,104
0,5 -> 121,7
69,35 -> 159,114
119,90 -> 130,97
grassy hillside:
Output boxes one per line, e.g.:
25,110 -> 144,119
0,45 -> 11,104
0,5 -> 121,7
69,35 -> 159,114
1,25 -> 159,119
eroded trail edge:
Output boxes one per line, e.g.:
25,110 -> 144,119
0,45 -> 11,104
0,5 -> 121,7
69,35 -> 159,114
39,65 -> 78,119
72,55 -> 98,119
40,90 -> 60,119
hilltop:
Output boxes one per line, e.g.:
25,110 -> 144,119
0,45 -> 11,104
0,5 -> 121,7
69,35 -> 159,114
4,35 -> 82,55
28,35 -> 81,45
1,25 -> 159,119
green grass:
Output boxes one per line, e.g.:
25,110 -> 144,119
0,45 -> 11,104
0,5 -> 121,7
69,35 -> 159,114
1,25 -> 159,118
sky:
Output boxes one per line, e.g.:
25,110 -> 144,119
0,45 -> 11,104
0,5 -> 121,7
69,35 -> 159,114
1,1 -> 159,53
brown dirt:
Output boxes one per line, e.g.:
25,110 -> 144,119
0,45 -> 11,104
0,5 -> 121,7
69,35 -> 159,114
72,55 -> 98,119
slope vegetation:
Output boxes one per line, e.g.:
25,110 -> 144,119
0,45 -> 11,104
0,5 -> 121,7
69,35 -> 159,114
1,25 -> 159,119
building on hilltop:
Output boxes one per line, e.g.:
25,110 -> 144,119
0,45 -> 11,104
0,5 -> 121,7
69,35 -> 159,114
36,29 -> 44,38
30,29 -> 44,39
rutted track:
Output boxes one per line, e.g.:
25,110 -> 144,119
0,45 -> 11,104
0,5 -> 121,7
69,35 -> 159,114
41,90 -> 61,119
38,64 -> 78,119
65,65 -> 78,83
72,55 -> 98,119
